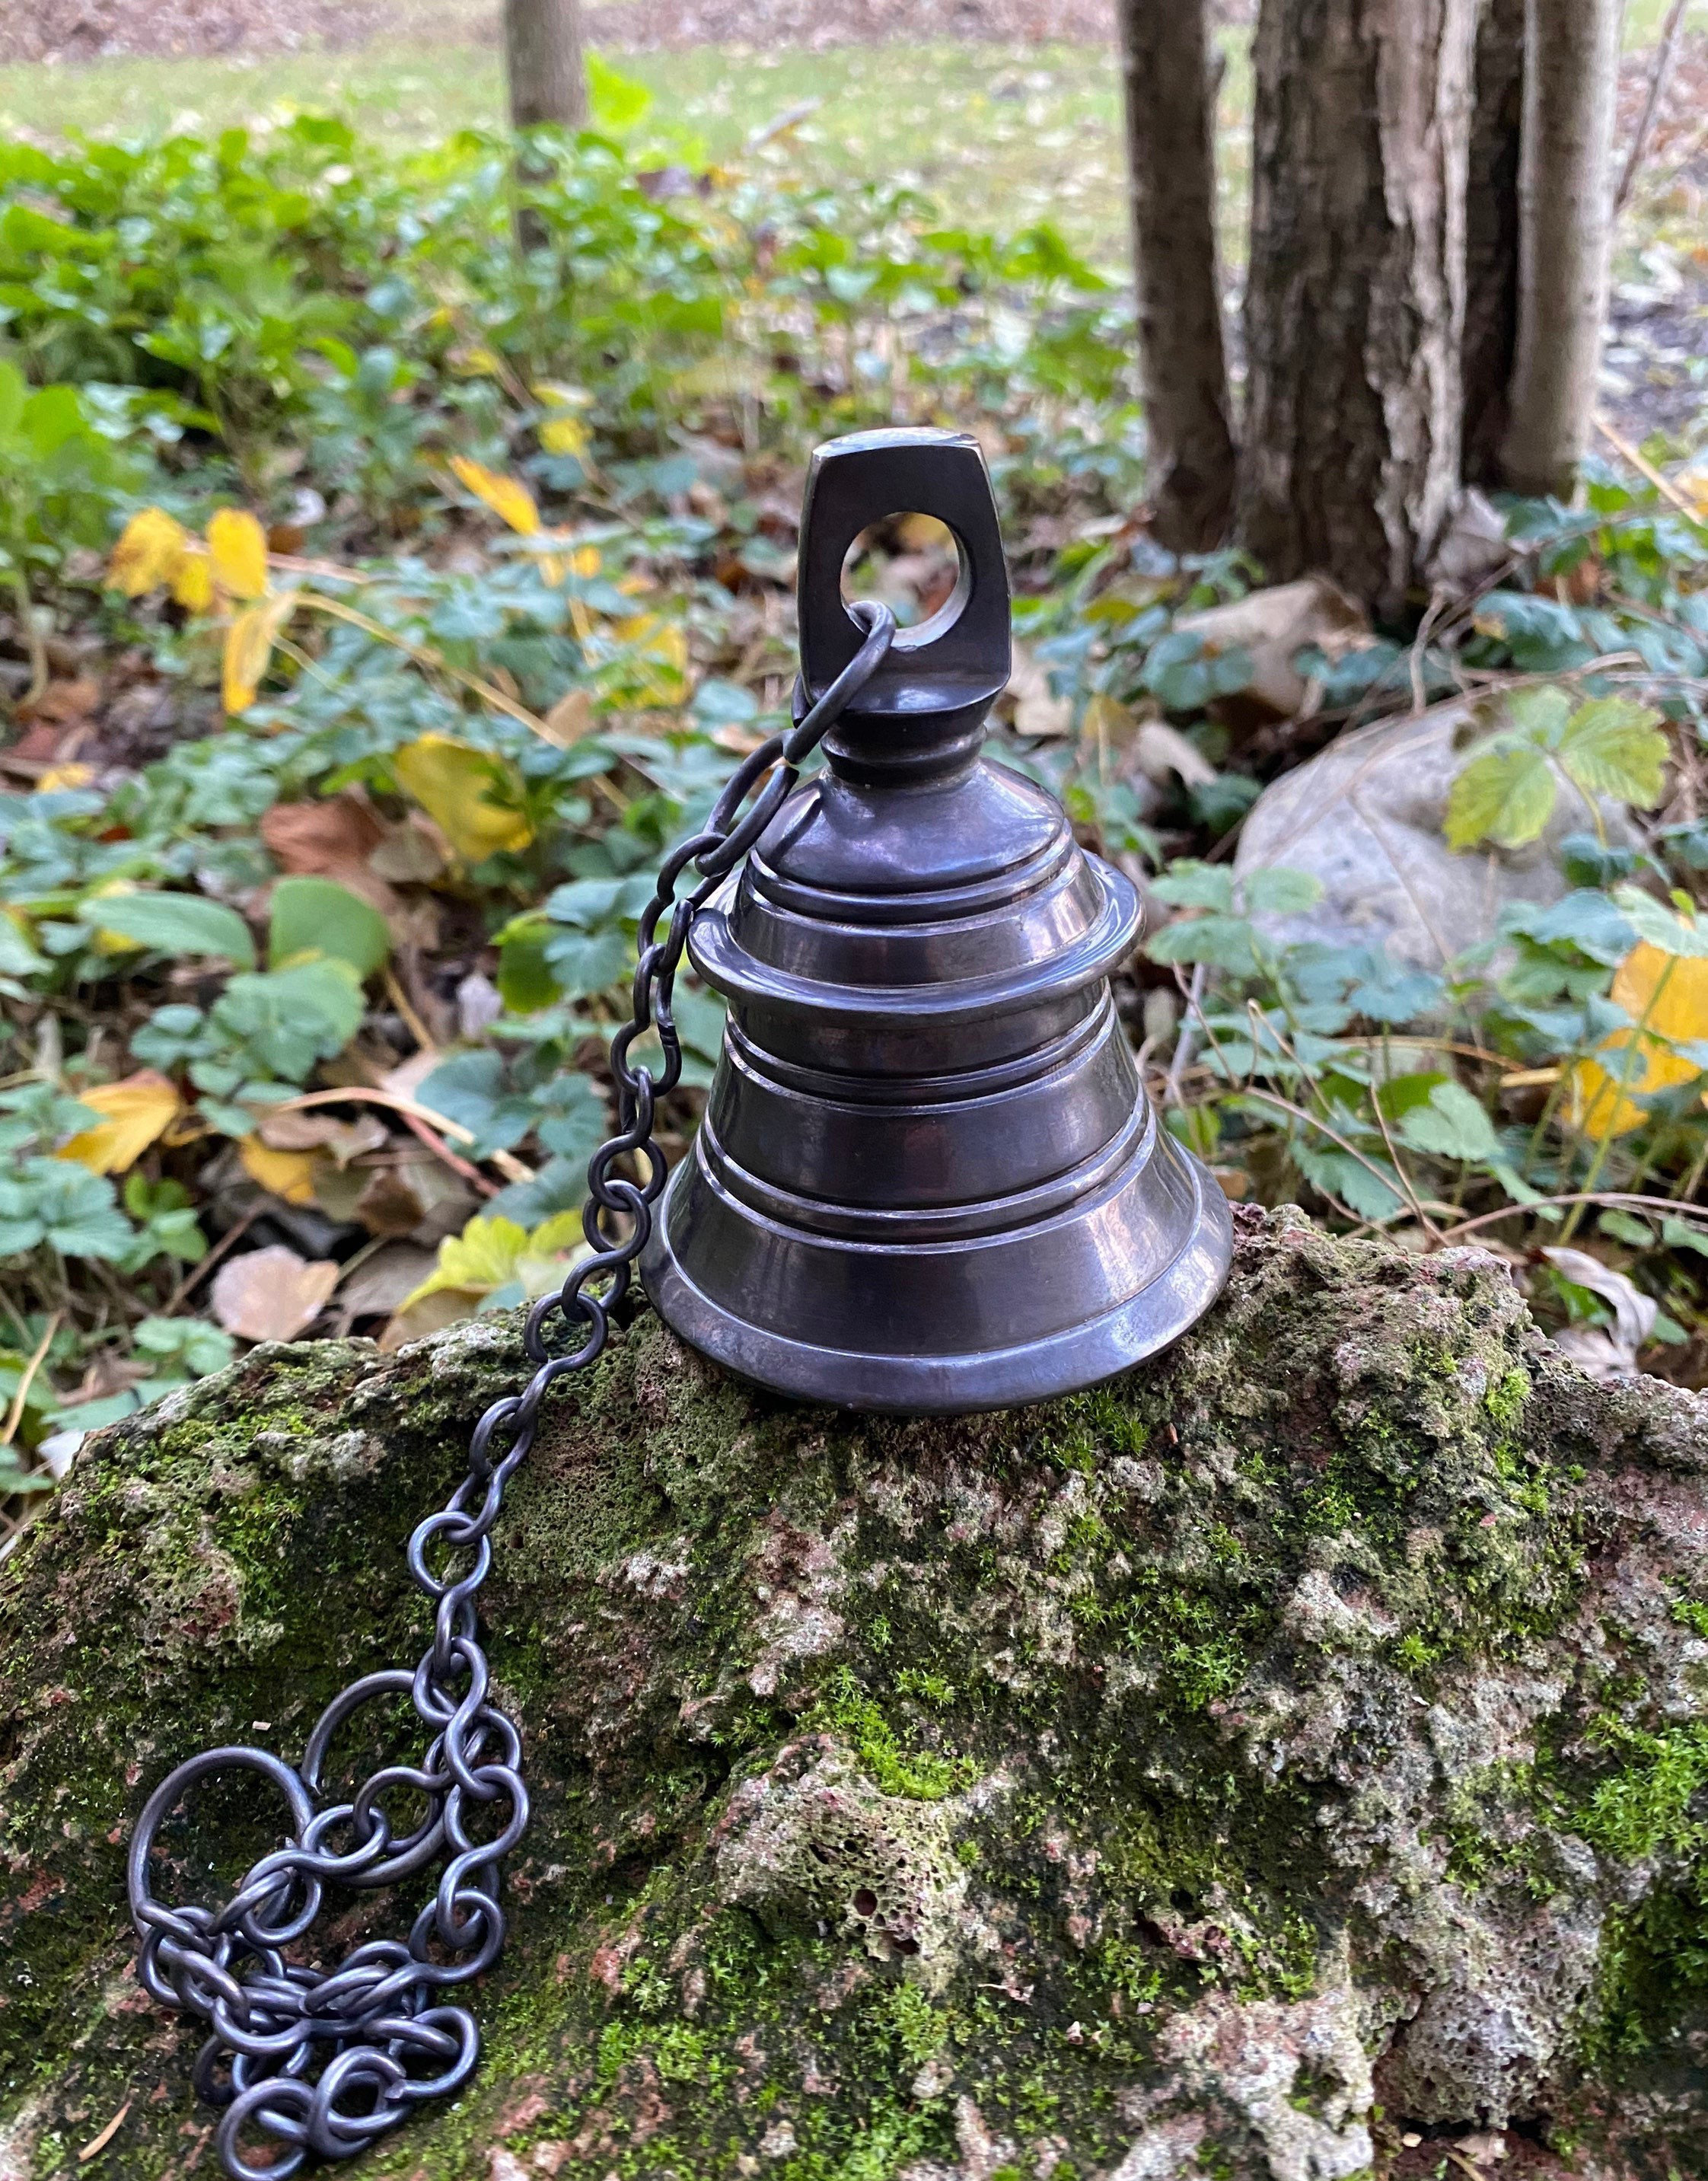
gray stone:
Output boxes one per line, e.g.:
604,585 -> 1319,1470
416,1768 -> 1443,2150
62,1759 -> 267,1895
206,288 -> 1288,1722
1234,699 -> 1636,969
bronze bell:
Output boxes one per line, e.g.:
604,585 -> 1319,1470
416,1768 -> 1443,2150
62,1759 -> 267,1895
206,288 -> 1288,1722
642,426 -> 1232,1411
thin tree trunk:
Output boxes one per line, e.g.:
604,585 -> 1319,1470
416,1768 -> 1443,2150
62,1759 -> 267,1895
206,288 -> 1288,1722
1238,0 -> 1480,619
1115,0 -> 1237,553
503,0 -> 588,131
1499,0 -> 1624,496
1461,0 -> 1525,487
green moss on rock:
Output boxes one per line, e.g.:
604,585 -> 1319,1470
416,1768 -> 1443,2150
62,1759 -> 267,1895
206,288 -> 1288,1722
2,1209 -> 1706,2179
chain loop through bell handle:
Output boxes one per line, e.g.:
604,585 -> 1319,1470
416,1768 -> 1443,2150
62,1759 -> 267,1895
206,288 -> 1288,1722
126,601 -> 897,2181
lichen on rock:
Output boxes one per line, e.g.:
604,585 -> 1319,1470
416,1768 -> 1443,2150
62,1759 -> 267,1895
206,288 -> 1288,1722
2,1206 -> 1706,2179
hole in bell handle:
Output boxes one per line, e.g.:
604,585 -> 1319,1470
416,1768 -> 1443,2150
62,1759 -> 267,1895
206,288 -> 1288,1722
797,427 -> 1012,728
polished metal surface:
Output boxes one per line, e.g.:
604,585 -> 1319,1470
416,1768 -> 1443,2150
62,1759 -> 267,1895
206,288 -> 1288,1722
643,425 -> 1234,1411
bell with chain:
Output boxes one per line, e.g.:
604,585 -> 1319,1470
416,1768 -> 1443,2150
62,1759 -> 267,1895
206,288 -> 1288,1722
643,426 -> 1232,1409
126,426 -> 1234,2181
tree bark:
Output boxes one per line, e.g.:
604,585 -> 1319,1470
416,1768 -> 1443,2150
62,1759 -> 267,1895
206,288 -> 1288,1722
1115,0 -> 1238,553
5,1213 -> 1707,2173
1238,0 -> 1480,619
503,0 -> 588,131
1499,0 -> 1625,496
1461,0 -> 1526,487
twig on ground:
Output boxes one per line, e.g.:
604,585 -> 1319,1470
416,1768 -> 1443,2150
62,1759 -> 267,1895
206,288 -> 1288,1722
1595,415 -> 1708,532
1436,1191 -> 1708,1245
1165,964 -> 1208,1103
1,1311 -> 60,1448
163,1209 -> 259,1315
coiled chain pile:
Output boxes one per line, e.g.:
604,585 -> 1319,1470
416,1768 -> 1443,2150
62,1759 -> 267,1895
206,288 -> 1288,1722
127,602 -> 897,2179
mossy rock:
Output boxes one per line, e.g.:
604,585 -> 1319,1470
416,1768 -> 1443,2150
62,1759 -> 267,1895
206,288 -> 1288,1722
4,1207 -> 1707,2180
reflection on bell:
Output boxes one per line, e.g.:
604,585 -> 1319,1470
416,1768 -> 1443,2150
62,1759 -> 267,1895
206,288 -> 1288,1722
641,426 -> 1233,1413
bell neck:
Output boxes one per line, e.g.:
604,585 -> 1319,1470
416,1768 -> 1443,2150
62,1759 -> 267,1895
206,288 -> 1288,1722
801,686 -> 995,789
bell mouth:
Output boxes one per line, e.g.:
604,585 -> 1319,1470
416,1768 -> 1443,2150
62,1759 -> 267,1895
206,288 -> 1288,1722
639,1130 -> 1235,1417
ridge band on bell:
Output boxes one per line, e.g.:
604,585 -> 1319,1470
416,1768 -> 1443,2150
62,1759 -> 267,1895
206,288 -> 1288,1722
639,425 -> 1233,1411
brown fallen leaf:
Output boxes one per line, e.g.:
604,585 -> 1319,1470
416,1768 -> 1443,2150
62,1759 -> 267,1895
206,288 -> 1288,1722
78,2100 -> 131,2162
260,793 -> 398,911
19,675 -> 100,727
339,1242 -> 440,1318
379,1286 -> 483,1353
1003,643 -> 1073,740
368,812 -> 451,883
210,1245 -> 341,1343
258,1108 -> 390,1165
540,686 -> 596,747
1174,576 -> 1369,723
1133,719 -> 1218,789
1541,1246 -> 1659,1379
352,1149 -> 477,1242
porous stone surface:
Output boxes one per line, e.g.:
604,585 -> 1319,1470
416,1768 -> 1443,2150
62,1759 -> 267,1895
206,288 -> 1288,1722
2,1207 -> 1706,2179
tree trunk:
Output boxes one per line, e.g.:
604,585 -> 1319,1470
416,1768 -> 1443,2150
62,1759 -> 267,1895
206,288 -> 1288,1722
1115,0 -> 1237,553
503,0 -> 588,131
1499,0 -> 1625,496
5,1212 -> 1708,2174
1238,0 -> 1480,619
1461,0 -> 1526,487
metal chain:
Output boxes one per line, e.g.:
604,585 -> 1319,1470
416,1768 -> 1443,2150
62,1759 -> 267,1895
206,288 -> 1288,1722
128,601 -> 897,2181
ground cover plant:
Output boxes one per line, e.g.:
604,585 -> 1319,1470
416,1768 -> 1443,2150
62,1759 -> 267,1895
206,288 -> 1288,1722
1,55 -> 1706,1557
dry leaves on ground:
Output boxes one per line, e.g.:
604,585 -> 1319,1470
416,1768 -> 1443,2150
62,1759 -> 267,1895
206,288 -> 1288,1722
209,1245 -> 340,1343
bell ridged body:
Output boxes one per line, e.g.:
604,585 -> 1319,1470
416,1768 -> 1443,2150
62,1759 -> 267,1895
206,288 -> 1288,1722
641,427 -> 1232,1411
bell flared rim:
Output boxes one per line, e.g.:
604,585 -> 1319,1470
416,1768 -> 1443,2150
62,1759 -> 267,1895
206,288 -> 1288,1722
640,1146 -> 1235,1417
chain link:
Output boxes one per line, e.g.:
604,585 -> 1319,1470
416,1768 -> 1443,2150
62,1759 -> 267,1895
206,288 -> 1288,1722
128,601 -> 896,2179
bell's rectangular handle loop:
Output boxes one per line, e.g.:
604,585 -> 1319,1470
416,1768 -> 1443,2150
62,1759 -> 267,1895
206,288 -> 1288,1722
795,427 -> 1011,718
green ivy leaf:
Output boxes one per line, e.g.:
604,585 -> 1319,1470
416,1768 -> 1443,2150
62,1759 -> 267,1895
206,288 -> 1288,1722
1610,887 -> 1708,959
82,889 -> 257,967
1445,742 -> 1557,851
0,1159 -> 133,1261
0,915 -> 46,978
1394,1080 -> 1499,1162
1557,696 -> 1668,811
1148,863 -> 1235,913
1241,867 -> 1324,917
1146,914 -> 1260,976
1292,1141 -> 1406,1223
268,875 -> 390,977
417,1050 -> 537,1159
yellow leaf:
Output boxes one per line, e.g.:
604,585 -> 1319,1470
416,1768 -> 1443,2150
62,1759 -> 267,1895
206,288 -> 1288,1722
392,735 -> 534,859
449,456 -> 540,536
450,345 -> 504,379
170,544 -> 214,613
36,763 -> 95,792
1615,940 -> 1708,1047
1566,942 -> 1708,1139
529,1210 -> 584,1255
540,415 -> 590,458
107,508 -> 189,598
401,1213 -> 531,1309
206,508 -> 271,601
223,591 -> 298,714
56,1070 -> 180,1175
239,1138 -> 319,1205
616,614 -> 688,678
85,878 -> 142,956
570,544 -> 601,579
